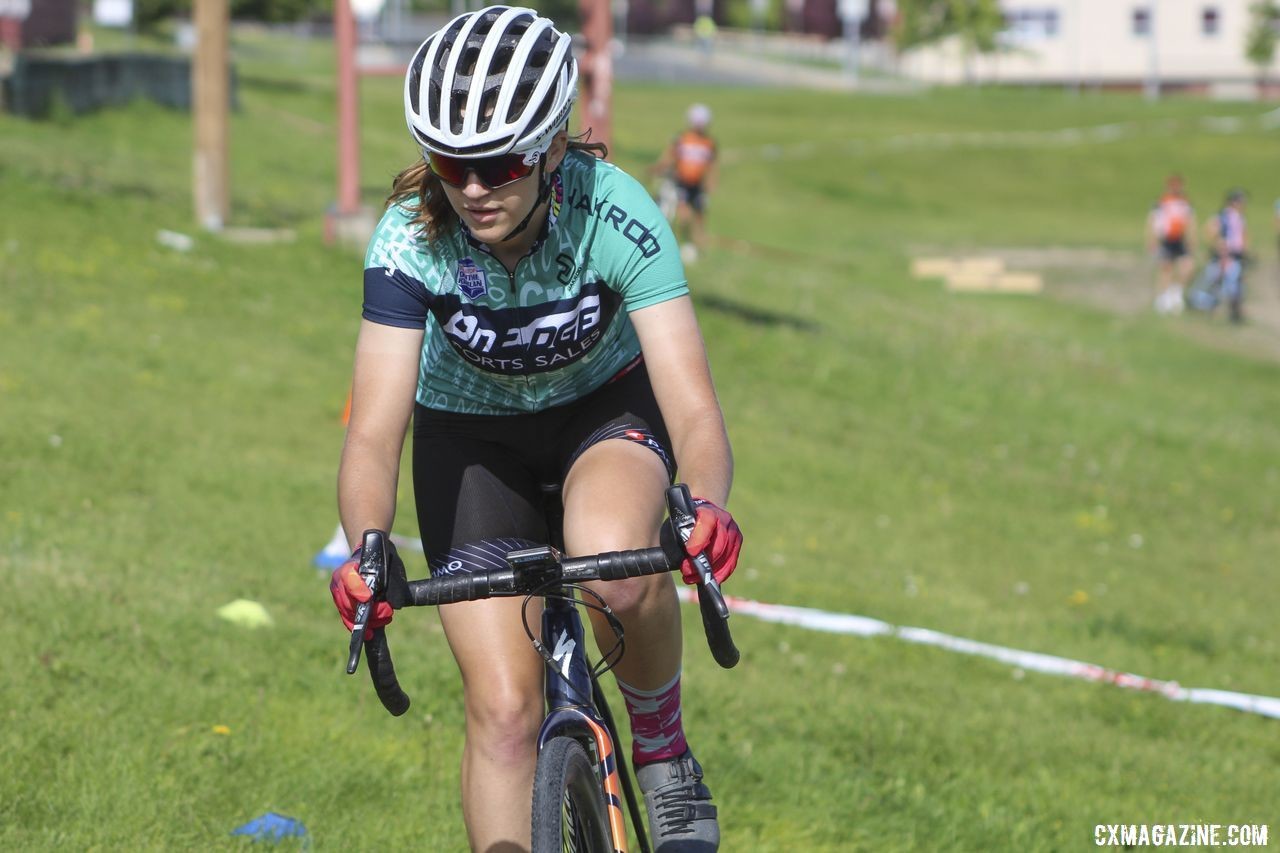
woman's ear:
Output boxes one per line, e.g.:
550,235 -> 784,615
544,131 -> 569,171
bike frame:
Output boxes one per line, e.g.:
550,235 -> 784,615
536,591 -> 631,852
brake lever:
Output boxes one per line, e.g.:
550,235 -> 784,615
668,492 -> 730,621
346,530 -> 387,675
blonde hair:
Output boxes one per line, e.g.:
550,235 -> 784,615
385,138 -> 609,244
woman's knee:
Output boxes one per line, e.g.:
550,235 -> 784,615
590,573 -> 671,618
463,685 -> 543,759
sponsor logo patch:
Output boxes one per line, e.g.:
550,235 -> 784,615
456,258 -> 489,300
430,283 -> 624,376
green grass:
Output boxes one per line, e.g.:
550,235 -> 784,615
2,29 -> 1278,851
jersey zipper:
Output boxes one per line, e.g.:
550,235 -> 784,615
507,255 -> 534,398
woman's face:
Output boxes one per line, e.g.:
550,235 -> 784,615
440,133 -> 568,247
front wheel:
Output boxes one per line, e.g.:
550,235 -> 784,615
531,736 -> 612,853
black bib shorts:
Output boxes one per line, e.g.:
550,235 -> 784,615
411,359 -> 674,577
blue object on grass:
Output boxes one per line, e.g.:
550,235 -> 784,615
314,523 -> 351,570
231,812 -> 309,843
313,547 -> 349,570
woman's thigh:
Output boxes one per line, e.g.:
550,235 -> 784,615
438,596 -> 544,729
562,439 -> 669,555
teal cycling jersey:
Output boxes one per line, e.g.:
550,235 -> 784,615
362,150 -> 687,415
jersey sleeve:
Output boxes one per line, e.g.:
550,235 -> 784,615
362,206 -> 431,328
590,164 -> 688,312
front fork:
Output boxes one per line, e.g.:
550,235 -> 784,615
537,591 -> 630,852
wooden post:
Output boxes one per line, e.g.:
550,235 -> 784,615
578,0 -> 612,153
334,0 -> 360,216
193,0 -> 230,230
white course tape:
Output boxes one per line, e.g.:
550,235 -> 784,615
676,589 -> 1280,721
312,525 -> 1278,721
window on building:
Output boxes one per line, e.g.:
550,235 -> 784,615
1132,6 -> 1151,36
1201,7 -> 1219,36
1005,8 -> 1060,40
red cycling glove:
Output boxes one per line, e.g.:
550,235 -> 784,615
330,551 -> 395,640
678,498 -> 742,586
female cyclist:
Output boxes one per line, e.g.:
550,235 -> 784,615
327,7 -> 741,851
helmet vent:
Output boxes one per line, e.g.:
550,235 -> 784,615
524,94 -> 551,134
478,89 -> 499,133
426,81 -> 441,125
407,63 -> 422,115
449,92 -> 466,134
460,46 -> 481,76
508,81 -> 534,121
474,10 -> 497,35
493,44 -> 515,71
441,17 -> 467,52
529,30 -> 554,67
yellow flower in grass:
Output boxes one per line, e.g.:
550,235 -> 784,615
212,725 -> 232,736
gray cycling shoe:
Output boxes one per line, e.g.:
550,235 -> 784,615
635,750 -> 719,852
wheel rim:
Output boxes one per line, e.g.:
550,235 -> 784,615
562,794 -> 585,852
562,759 -> 608,852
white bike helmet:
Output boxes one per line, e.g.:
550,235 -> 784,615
404,6 -> 578,158
687,103 -> 711,129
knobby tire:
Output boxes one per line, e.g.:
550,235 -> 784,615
531,737 -> 612,853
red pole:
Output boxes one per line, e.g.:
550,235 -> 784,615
578,0 -> 613,154
334,0 -> 360,215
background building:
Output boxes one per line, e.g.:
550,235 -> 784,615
0,0 -> 75,50
899,0 -> 1278,90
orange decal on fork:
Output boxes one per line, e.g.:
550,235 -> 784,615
583,714 -> 629,852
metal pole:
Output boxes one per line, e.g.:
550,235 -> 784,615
614,0 -> 628,48
1145,2 -> 1160,101
335,0 -> 360,216
843,11 -> 861,81
838,0 -> 866,82
193,0 -> 229,230
1070,0 -> 1081,94
578,0 -> 612,153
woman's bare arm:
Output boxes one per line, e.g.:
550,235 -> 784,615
630,295 -> 733,506
338,320 -> 425,549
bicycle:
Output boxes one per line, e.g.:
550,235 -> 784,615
343,483 -> 739,853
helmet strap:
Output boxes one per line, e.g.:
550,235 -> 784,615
496,161 -> 553,244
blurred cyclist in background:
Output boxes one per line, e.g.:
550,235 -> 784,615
1273,197 -> 1279,286
1206,189 -> 1249,323
653,104 -> 718,265
1146,174 -> 1196,315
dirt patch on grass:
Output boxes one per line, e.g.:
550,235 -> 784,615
914,245 -> 1280,364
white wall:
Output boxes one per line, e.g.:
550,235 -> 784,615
900,0 -> 1279,86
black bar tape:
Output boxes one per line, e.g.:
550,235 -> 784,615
587,547 -> 673,581
698,584 -> 740,669
364,628 -> 410,716
407,569 -> 516,606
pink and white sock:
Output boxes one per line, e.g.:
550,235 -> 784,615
617,670 -> 689,767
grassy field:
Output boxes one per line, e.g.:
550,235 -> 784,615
2,28 -> 1278,851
